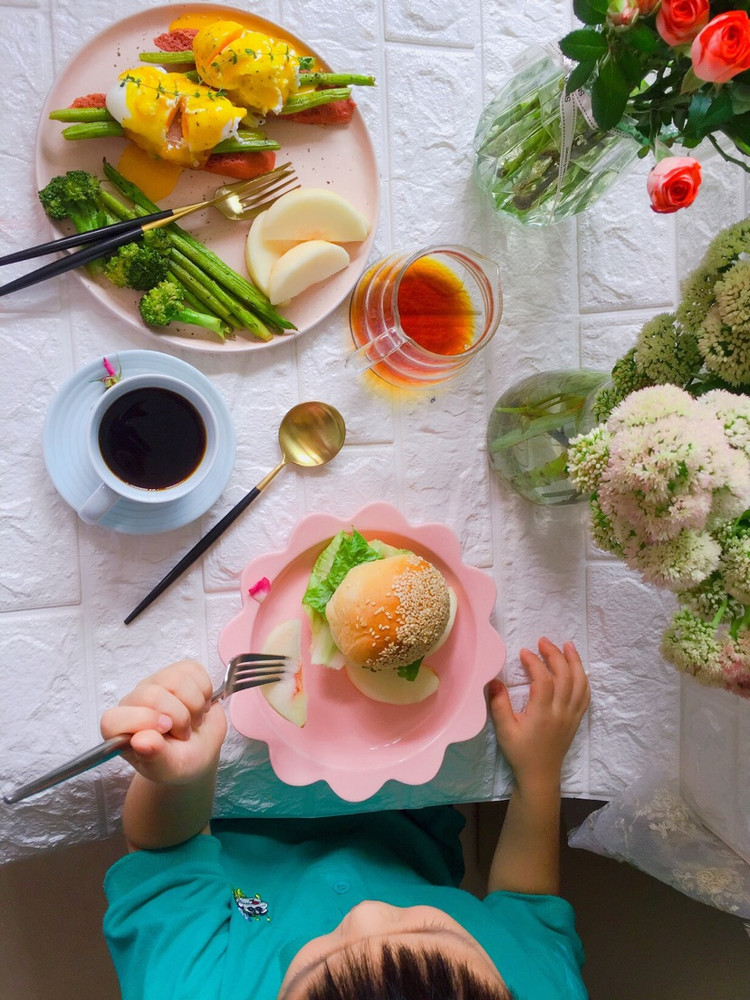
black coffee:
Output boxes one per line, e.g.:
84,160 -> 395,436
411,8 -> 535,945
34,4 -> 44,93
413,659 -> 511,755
98,387 -> 207,490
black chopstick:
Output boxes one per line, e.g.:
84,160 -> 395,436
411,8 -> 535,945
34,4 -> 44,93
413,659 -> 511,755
0,209 -> 174,266
0,219 -> 172,297
124,485 -> 264,624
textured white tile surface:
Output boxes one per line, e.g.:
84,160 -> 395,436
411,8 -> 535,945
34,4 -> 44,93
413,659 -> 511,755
0,0 -> 747,863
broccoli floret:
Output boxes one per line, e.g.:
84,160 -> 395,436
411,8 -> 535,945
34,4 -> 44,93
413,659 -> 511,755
140,227 -> 173,256
38,170 -> 113,232
103,241 -> 171,291
139,280 -> 226,338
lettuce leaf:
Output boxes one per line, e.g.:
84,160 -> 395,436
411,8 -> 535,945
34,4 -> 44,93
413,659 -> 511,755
301,528 -> 383,618
397,659 -> 423,681
309,611 -> 347,669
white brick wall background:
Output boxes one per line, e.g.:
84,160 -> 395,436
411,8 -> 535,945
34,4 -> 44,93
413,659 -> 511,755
1,0 -> 747,863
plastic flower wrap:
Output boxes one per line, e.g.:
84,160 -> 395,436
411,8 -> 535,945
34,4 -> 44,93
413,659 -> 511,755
558,1 -> 750,212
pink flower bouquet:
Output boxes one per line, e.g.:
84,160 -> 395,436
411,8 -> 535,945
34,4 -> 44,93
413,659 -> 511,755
560,0 -> 750,212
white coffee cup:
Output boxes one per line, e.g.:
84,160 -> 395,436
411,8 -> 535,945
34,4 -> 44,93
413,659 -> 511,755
77,373 -> 219,524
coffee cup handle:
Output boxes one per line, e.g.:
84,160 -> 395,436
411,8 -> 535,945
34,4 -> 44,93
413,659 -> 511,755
77,483 -> 119,524
344,328 -> 405,375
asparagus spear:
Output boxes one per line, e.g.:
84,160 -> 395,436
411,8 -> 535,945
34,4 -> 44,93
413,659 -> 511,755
137,44 -> 376,92
98,177 -> 287,339
101,160 -> 294,333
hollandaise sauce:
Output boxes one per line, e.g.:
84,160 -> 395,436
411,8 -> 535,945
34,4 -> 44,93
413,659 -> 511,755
116,145 -> 183,202
168,10 -> 320,63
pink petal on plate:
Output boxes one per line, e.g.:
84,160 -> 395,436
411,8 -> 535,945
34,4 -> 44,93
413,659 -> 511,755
248,577 -> 271,603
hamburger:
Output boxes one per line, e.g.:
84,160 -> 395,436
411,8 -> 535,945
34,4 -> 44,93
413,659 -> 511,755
302,530 -> 456,700
326,553 -> 451,671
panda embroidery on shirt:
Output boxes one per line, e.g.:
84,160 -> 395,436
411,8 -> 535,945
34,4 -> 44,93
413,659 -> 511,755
233,887 -> 270,921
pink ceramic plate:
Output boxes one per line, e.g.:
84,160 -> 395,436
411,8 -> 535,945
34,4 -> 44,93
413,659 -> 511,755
35,4 -> 379,353
219,502 -> 505,802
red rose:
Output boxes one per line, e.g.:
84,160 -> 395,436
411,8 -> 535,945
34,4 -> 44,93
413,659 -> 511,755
691,11 -> 750,83
646,157 -> 702,214
656,0 -> 709,46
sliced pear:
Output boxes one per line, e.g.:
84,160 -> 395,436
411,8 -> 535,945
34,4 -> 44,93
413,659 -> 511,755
345,660 -> 440,705
268,240 -> 350,305
244,212 -> 295,296
261,618 -> 307,727
262,188 -> 370,243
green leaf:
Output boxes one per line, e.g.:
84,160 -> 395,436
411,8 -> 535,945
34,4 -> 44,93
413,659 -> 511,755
680,66 -> 703,95
396,659 -> 423,682
623,24 -> 662,55
301,528 -> 383,616
729,81 -> 750,116
686,89 -> 734,139
723,110 -> 750,145
591,59 -> 629,130
566,59 -> 596,94
559,28 -> 608,63
614,46 -> 644,90
573,0 -> 608,25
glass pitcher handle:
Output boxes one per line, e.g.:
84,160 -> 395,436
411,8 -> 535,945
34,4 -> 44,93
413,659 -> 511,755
344,328 -> 404,374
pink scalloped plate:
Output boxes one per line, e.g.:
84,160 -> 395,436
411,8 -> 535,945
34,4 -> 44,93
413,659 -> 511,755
219,502 -> 505,801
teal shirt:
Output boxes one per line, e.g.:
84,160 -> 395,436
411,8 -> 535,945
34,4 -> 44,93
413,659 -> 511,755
104,808 -> 587,1000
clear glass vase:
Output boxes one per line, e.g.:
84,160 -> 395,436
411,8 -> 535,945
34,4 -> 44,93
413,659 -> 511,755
486,369 -> 609,505
473,48 -> 640,226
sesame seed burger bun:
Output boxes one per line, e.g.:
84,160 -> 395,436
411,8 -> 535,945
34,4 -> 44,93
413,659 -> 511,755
325,553 -> 452,671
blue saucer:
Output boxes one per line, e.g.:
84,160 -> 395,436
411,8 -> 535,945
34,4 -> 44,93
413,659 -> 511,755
44,350 -> 236,534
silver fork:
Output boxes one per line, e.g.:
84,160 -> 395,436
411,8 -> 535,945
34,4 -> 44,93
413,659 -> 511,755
2,653 -> 291,804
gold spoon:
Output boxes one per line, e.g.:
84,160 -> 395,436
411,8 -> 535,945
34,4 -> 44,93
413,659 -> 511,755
124,401 -> 346,624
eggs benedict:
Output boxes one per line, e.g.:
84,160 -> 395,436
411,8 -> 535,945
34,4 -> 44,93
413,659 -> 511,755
105,66 -> 246,167
192,21 -> 301,116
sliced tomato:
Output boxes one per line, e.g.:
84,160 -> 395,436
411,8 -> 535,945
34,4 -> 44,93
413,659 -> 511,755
201,149 -> 277,179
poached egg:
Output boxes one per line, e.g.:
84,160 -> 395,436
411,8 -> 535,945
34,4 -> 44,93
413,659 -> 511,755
192,20 -> 301,116
105,66 -> 246,168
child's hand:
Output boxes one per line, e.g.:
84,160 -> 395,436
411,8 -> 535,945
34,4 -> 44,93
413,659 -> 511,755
100,660 -> 227,787
488,638 -> 590,792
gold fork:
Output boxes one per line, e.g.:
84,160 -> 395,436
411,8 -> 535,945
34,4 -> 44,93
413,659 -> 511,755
2,653 -> 292,804
185,162 -> 300,223
0,163 -> 300,297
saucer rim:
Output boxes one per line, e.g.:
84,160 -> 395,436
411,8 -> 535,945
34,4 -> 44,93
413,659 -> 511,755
43,350 -> 236,534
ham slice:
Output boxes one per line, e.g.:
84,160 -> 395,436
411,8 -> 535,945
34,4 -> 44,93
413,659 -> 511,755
283,98 -> 356,125
70,93 -> 107,108
153,29 -> 198,51
202,149 -> 277,179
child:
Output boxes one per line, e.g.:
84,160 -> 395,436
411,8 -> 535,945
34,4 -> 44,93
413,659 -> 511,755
101,637 -> 590,999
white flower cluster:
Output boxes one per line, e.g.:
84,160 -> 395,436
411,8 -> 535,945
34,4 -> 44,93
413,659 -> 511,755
568,385 -> 750,697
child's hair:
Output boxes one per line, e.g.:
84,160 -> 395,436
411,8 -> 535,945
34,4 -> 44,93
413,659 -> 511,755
301,942 -> 513,999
